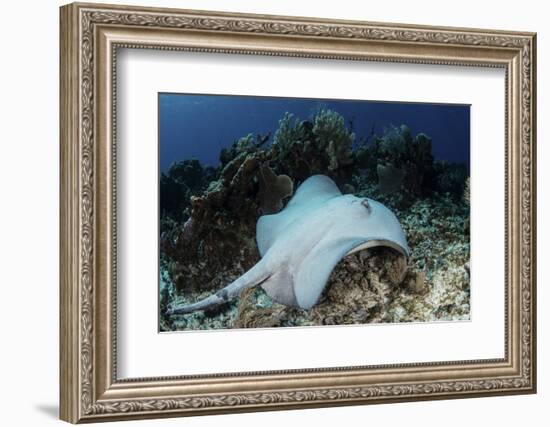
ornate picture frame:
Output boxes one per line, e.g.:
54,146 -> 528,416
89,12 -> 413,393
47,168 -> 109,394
60,2 -> 536,423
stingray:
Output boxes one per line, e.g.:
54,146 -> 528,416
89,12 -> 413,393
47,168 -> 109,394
167,175 -> 409,315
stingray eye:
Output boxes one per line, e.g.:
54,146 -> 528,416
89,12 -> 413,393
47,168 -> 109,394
361,199 -> 371,213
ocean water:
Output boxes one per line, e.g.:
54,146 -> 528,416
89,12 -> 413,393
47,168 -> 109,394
159,93 -> 470,172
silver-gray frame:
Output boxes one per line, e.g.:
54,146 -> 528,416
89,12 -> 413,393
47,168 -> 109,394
60,2 -> 536,423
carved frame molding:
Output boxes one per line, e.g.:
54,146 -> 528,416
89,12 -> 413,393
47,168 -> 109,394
60,2 -> 536,423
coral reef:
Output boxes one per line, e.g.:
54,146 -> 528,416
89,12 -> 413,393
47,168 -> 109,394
463,176 -> 470,205
159,159 -> 217,230
272,110 -> 356,185
257,162 -> 294,214
160,109 -> 357,296
436,161 -> 469,199
355,124 -> 438,207
159,109 -> 470,330
162,180 -> 470,330
376,163 -> 406,195
312,108 -> 355,171
166,175 -> 408,316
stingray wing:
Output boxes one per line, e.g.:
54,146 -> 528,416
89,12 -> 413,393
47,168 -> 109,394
260,233 -> 365,309
261,196 -> 410,309
257,176 -> 410,310
292,237 -> 408,310
292,236 -> 366,309
256,175 -> 342,256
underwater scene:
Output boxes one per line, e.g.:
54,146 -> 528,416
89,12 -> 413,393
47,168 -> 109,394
159,93 -> 470,331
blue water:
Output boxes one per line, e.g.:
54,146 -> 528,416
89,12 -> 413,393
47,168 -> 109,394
159,93 -> 470,173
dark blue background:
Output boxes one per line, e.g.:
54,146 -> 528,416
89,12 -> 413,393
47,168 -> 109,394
159,93 -> 470,172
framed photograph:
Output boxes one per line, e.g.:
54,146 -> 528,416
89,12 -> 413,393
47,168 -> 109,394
60,2 -> 537,423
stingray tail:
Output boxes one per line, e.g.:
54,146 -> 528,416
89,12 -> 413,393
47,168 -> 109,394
166,260 -> 270,316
